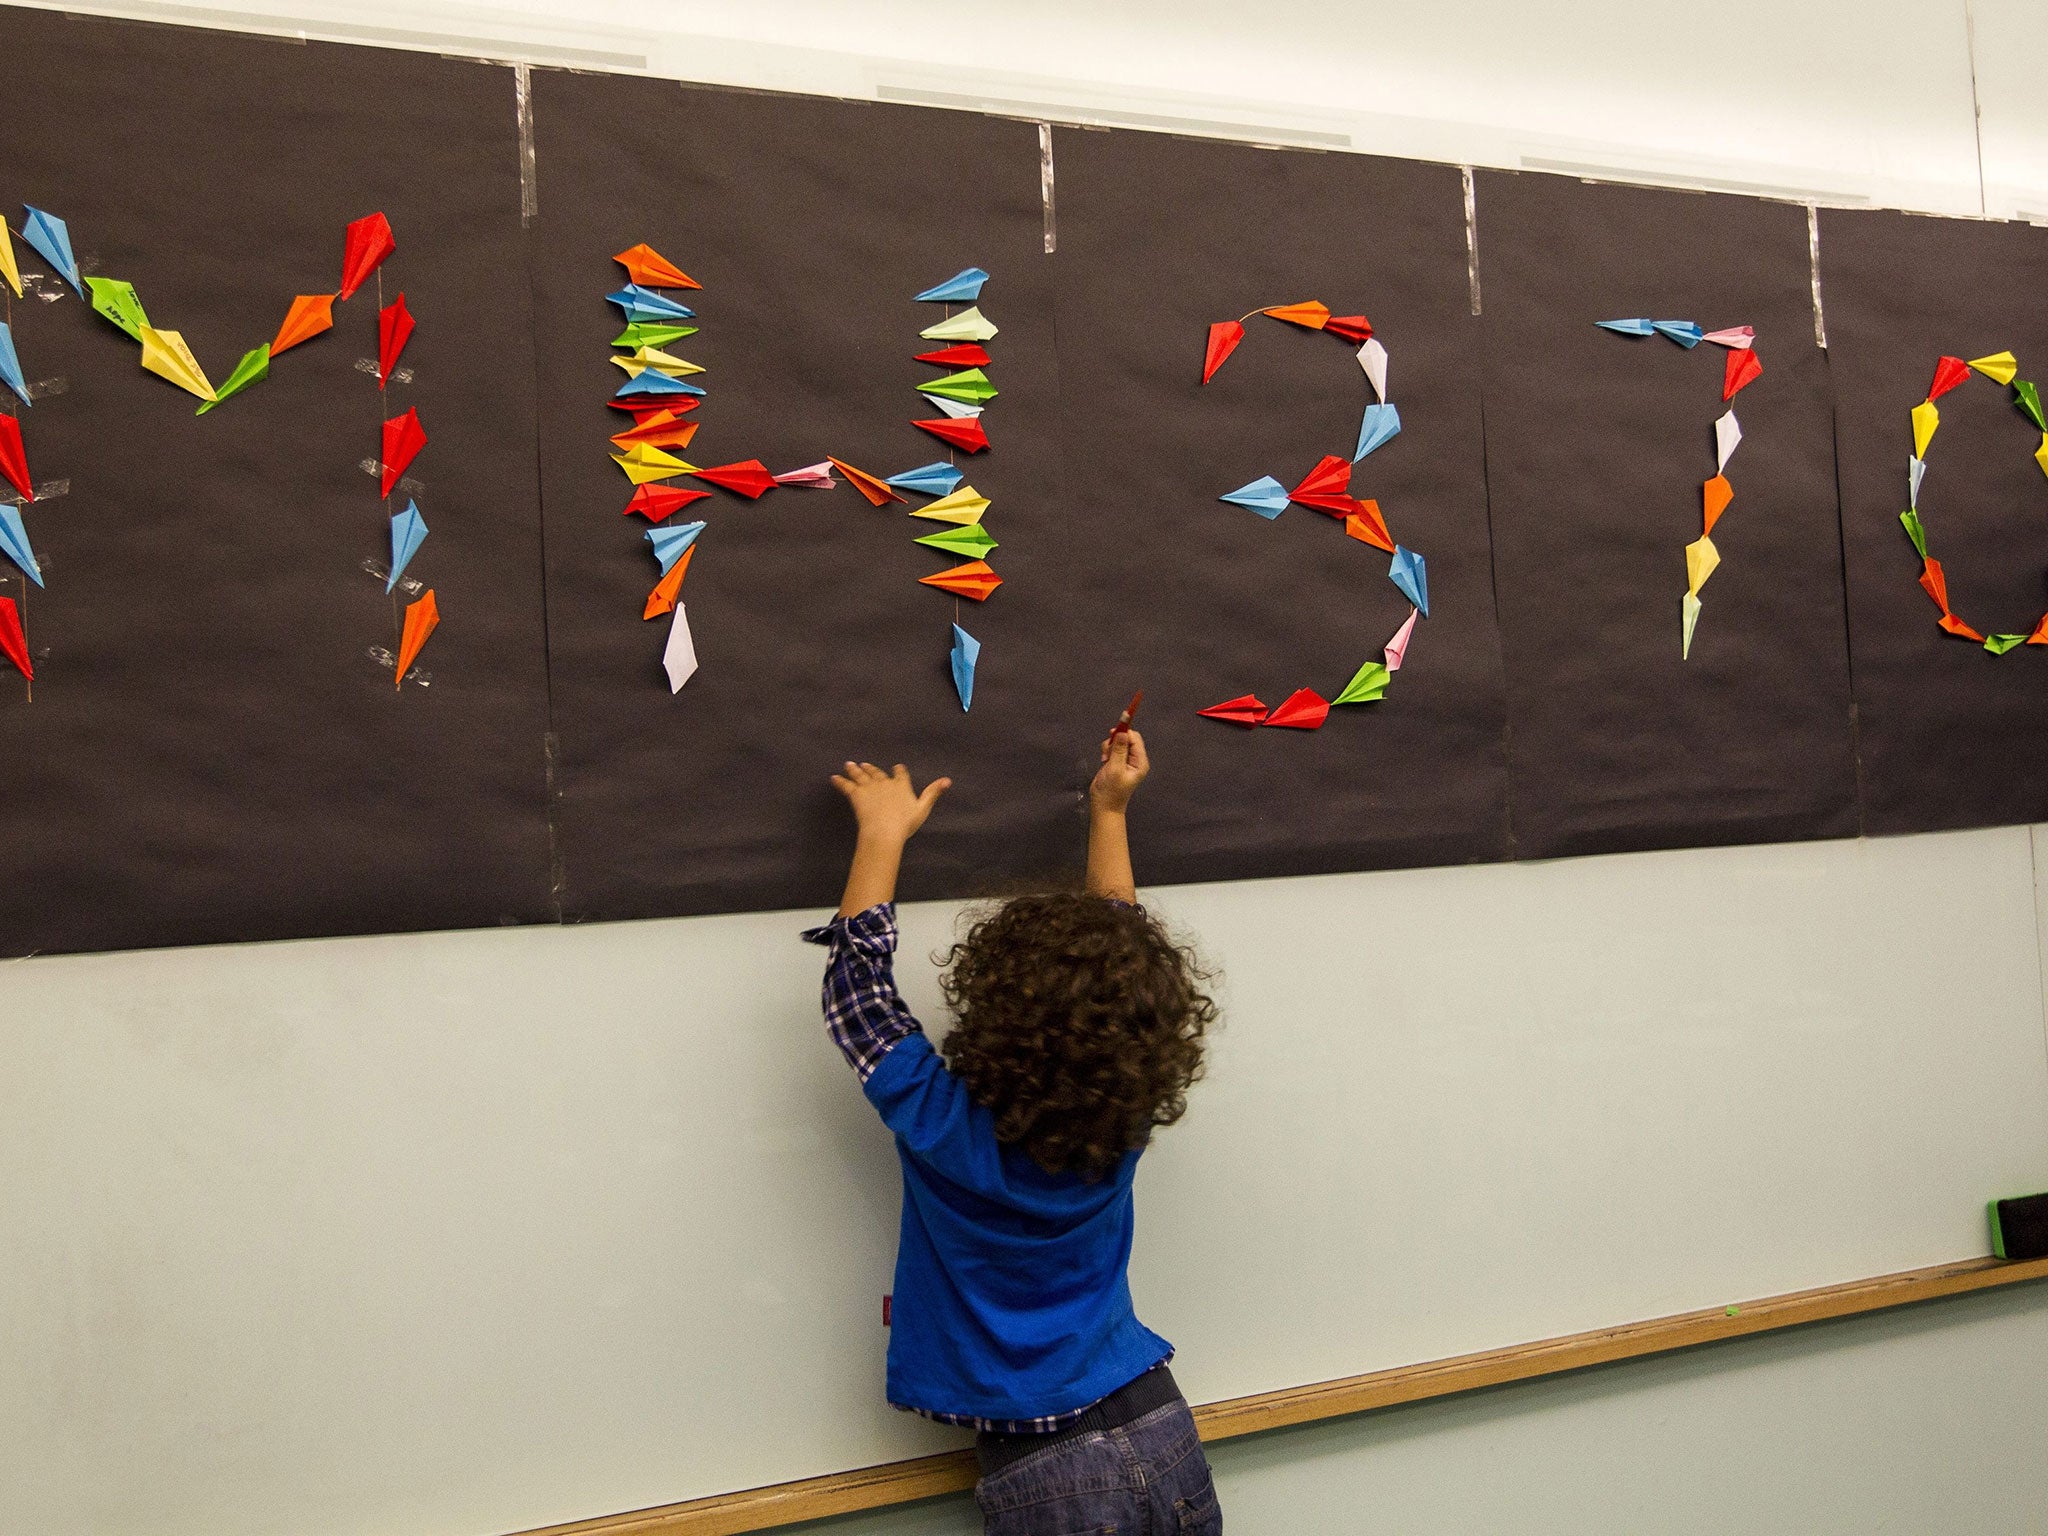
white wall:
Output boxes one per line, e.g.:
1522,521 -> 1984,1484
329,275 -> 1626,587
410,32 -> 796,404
4,3 -> 2048,1534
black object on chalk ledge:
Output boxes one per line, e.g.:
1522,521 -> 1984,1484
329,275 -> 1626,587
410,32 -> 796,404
1988,1193 -> 2048,1261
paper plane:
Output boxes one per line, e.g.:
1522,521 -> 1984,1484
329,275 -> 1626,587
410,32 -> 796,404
1597,318 -> 1657,337
772,462 -> 838,489
138,327 -> 216,403
1653,320 -> 1704,348
663,602 -> 699,692
1389,546 -> 1428,615
386,501 -> 428,592
382,408 -> 428,496
624,484 -> 709,522
613,323 -> 697,349
0,595 -> 28,680
1911,399 -> 1939,459
1263,688 -> 1329,729
1686,534 -> 1720,595
21,208 -> 80,296
1385,607 -> 1418,671
612,395 -> 699,420
386,589 -> 437,686
614,242 -> 699,289
644,547 -> 694,619
0,414 -> 29,500
1325,315 -> 1373,344
2016,380 -> 2045,431
272,294 -> 336,355
1918,557 -> 1951,614
2031,613 -> 2048,645
1353,402 -> 1401,461
1357,338 -> 1389,401
916,268 -> 989,303
198,345 -> 270,415
1263,301 -> 1330,330
918,560 -> 1002,601
1682,591 -> 1702,659
917,367 -> 997,405
646,519 -> 706,574
613,444 -> 695,484
950,623 -> 979,711
1928,355 -> 1970,400
1900,508 -> 1928,559
1703,475 -> 1733,535
1985,632 -> 2027,655
915,344 -> 991,368
608,410 -> 698,453
0,325 -> 28,408
1221,475 -> 1288,519
378,294 -> 415,386
1702,326 -> 1754,349
914,417 -> 988,452
1968,351 -> 2017,386
919,306 -> 998,343
826,457 -> 906,506
691,460 -> 776,499
86,277 -> 149,341
2037,436 -> 2048,482
1722,348 -> 1763,400
928,396 -> 985,419
1288,455 -> 1354,516
1198,694 -> 1268,726
606,285 -> 695,323
1715,410 -> 1741,472
912,486 -> 989,524
340,213 -> 396,301
615,370 -> 704,398
0,505 -> 41,586
615,345 -> 703,377
1345,500 -> 1394,553
887,462 -> 964,497
1203,321 -> 1245,384
0,219 -> 18,298
1939,612 -> 1985,641
1910,455 -> 1926,507
915,522 -> 997,558
1332,660 -> 1389,706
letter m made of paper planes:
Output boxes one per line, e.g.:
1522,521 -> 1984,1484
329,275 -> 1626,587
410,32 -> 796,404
1199,302 -> 1418,731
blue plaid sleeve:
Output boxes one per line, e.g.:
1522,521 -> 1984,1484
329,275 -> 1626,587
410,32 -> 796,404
800,903 -> 923,1081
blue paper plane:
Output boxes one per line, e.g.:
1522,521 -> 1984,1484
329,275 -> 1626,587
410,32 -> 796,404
606,285 -> 696,323
1354,402 -> 1401,461
386,502 -> 429,593
916,267 -> 989,303
0,324 -> 29,408
1595,318 -> 1656,337
615,370 -> 705,398
1220,475 -> 1289,520
1652,320 -> 1703,348
950,623 -> 980,712
887,462 -> 965,497
1389,546 -> 1428,616
22,208 -> 80,297
646,519 -> 706,574
0,506 -> 43,587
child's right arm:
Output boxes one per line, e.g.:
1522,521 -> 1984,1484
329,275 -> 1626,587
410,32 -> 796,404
1086,728 -> 1148,903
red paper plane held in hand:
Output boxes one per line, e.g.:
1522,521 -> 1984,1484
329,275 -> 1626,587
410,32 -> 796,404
0,413 -> 32,501
613,243 -> 700,289
623,484 -> 711,522
340,212 -> 396,301
826,458 -> 906,506
1324,314 -> 1373,344
377,293 -> 414,387
1202,321 -> 1245,384
1289,455 -> 1356,516
1262,688 -> 1330,730
919,560 -> 1003,601
914,417 -> 988,453
1197,694 -> 1267,727
0,596 -> 30,681
1928,356 -> 1971,401
1722,347 -> 1763,401
691,460 -> 776,499
380,408 -> 427,498
915,344 -> 992,368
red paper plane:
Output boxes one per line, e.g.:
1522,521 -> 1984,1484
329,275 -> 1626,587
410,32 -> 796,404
1202,321 -> 1245,384
340,212 -> 396,301
914,417 -> 988,452
919,560 -> 1003,601
1939,612 -> 1985,641
623,484 -> 711,522
394,589 -> 438,688
0,595 -> 29,681
1324,314 -> 1374,344
1289,455 -> 1355,516
915,344 -> 992,368
0,413 -> 31,501
1197,694 -> 1267,727
1345,499 -> 1394,552
380,408 -> 426,498
614,243 -> 700,289
644,546 -> 695,619
826,457 -> 905,506
377,293 -> 414,387
610,410 -> 699,452
1722,347 -> 1763,401
1928,355 -> 1971,401
1262,688 -> 1329,730
1262,301 -> 1330,330
271,293 -> 336,355
607,396 -> 699,419
690,460 -> 776,499
1918,557 -> 1950,613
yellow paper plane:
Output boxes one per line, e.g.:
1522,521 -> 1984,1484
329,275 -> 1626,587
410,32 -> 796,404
909,486 -> 989,525
1685,534 -> 1720,596
0,219 -> 20,298
2036,434 -> 2048,482
1968,350 -> 2018,386
609,346 -> 705,379
138,326 -> 217,403
611,444 -> 697,484
919,306 -> 999,344
1911,399 -> 1938,460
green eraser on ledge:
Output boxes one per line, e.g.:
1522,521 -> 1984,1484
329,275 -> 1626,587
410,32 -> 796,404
1988,1192 -> 2048,1261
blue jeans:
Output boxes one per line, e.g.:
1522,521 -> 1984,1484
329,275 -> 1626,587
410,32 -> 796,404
973,1399 -> 1222,1535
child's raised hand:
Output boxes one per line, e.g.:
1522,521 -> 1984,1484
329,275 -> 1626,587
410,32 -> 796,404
1090,728 -> 1149,813
831,761 -> 952,844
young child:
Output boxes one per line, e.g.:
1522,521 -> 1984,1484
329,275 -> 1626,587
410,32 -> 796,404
803,728 -> 1223,1535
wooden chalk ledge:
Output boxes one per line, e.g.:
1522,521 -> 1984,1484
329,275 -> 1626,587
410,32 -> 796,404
507,1253 -> 2048,1536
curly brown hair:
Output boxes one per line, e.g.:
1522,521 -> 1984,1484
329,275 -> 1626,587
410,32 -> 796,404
938,893 -> 1215,1180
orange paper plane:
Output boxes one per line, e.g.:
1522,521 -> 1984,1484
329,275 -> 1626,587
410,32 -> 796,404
1939,612 -> 1985,641
394,589 -> 438,687
610,410 -> 700,452
644,546 -> 695,618
613,243 -> 700,289
1344,499 -> 1395,552
1703,475 -> 1733,534
1262,301 -> 1330,330
271,294 -> 336,355
1918,557 -> 1950,613
826,457 -> 906,506
918,560 -> 1003,601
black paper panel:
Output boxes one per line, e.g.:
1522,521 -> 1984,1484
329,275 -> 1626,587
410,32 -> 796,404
1046,128 -> 1511,880
0,10 -> 553,956
1820,209 -> 2048,835
1477,171 -> 1858,858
